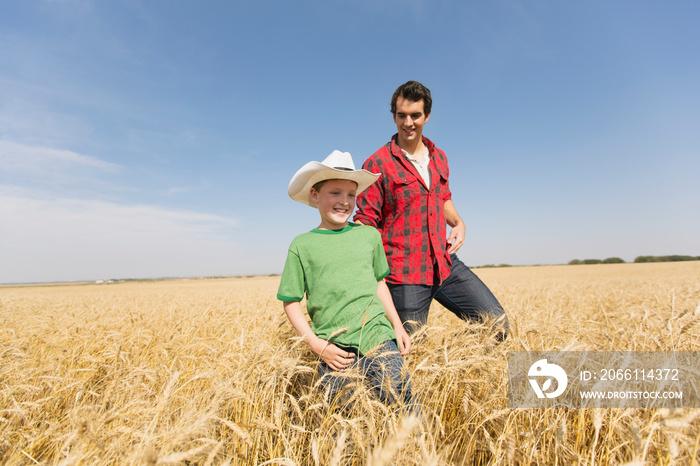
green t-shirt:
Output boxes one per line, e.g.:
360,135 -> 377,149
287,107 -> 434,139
277,223 -> 397,356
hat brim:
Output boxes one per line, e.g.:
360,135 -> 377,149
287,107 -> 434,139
288,161 -> 380,207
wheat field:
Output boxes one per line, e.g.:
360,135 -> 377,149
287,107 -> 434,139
1,261 -> 699,465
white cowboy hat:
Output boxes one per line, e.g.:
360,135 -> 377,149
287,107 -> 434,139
288,150 -> 381,207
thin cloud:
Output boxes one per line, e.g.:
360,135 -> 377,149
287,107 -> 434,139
0,193 -> 241,283
0,139 -> 121,175
1,193 -> 237,240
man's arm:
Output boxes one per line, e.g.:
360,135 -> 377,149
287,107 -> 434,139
282,301 -> 355,370
444,199 -> 466,254
376,279 -> 411,355
353,158 -> 384,227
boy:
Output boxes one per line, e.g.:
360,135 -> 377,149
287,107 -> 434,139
277,150 -> 412,407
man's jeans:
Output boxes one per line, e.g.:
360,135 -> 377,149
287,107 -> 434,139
317,340 -> 412,408
388,254 -> 509,338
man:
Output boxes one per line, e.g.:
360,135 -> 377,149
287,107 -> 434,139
354,80 -> 509,338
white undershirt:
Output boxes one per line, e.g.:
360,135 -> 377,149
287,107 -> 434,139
402,147 -> 430,189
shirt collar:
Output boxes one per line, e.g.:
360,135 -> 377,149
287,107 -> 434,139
401,146 -> 430,164
390,134 -> 436,156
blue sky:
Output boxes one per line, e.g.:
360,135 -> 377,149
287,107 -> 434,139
1,1 -> 699,284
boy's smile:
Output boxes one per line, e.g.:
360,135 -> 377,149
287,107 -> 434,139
310,179 -> 358,230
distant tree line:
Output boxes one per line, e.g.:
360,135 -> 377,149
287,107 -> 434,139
568,258 -> 625,265
568,255 -> 699,265
633,255 -> 700,263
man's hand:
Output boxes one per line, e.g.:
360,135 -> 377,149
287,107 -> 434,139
447,221 -> 465,254
444,199 -> 465,254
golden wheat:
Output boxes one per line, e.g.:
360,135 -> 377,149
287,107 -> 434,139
1,262 -> 699,465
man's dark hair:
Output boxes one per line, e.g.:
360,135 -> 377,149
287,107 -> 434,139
390,80 -> 432,116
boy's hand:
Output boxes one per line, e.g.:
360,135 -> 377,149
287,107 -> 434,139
309,337 -> 355,371
396,327 -> 411,355
284,302 -> 355,370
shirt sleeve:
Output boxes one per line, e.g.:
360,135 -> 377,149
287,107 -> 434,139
441,177 -> 452,202
353,156 -> 384,227
276,246 -> 305,302
436,149 -> 452,202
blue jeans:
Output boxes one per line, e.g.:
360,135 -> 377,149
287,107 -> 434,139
318,340 -> 412,408
388,254 -> 509,338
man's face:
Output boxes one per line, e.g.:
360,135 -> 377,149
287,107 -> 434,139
393,96 -> 430,148
310,179 -> 357,230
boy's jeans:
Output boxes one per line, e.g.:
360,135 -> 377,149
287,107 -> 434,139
318,340 -> 412,408
388,254 -> 510,338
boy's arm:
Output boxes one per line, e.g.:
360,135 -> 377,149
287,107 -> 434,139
376,279 -> 411,355
282,301 -> 355,371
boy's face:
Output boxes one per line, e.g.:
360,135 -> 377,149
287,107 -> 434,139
393,96 -> 430,149
310,179 -> 357,230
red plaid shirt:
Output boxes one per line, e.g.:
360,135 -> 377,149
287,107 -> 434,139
354,135 -> 453,285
